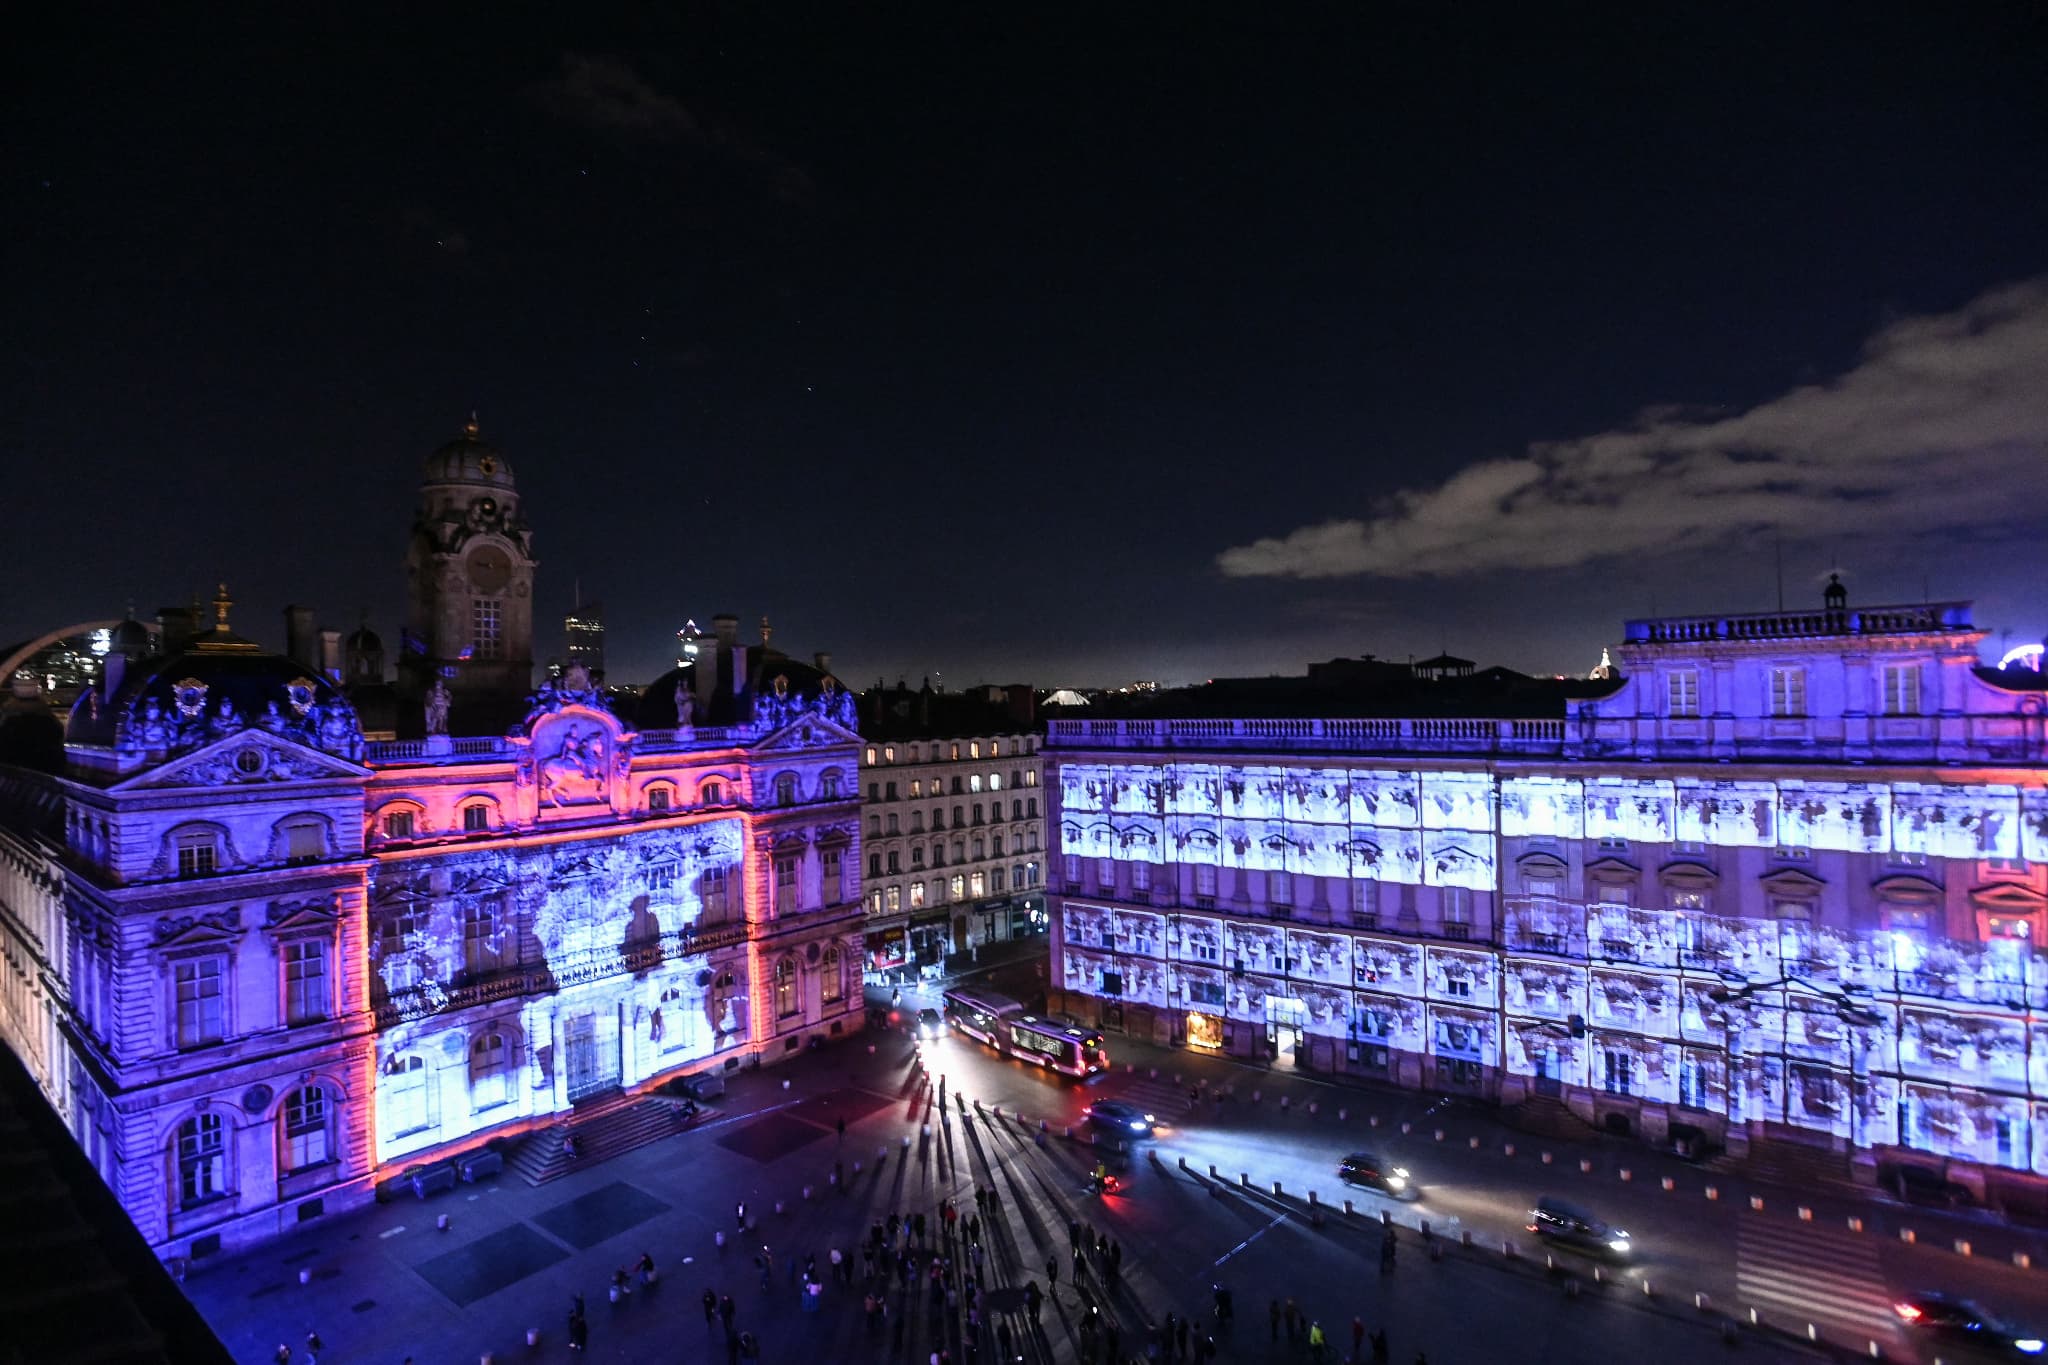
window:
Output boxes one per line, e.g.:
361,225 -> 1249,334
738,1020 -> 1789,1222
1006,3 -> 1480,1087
383,1054 -> 430,1136
884,781 -> 898,801
885,813 -> 900,835
950,874 -> 965,899
776,775 -> 799,806
909,779 -> 922,799
1027,797 -> 1038,818
1131,861 -> 1151,893
472,598 -> 502,659
886,851 -> 900,874
1441,887 -> 1472,937
282,820 -> 324,863
1525,877 -> 1560,900
883,745 -> 896,763
1270,871 -> 1292,906
701,867 -> 732,921
885,886 -> 902,913
970,871 -> 986,897
865,746 -> 877,766
383,810 -> 415,840
969,741 -> 981,759
992,866 -> 1007,890
1096,857 -> 1114,891
1025,769 -> 1037,787
773,855 -> 799,914
283,940 -> 328,1025
868,853 -> 881,877
867,782 -> 880,802
971,838 -> 984,861
950,744 -> 961,760
774,958 -> 799,1017
822,847 -> 845,903
1679,1056 -> 1708,1110
174,958 -> 225,1048
645,788 -> 669,814
822,948 -> 844,1003
951,777 -> 964,796
1195,864 -> 1218,904
470,1031 -> 509,1109
1063,853 -> 1080,885
909,882 -> 926,909
972,803 -> 984,825
282,1085 -> 330,1170
1667,669 -> 1700,719
177,1114 -> 227,1206
970,774 -> 984,794
989,773 -> 1003,791
458,802 -> 490,831
702,779 -> 725,805
1883,663 -> 1921,716
1011,799 -> 1023,821
912,844 -> 926,868
1769,666 -> 1806,718
176,833 -> 218,877
1667,888 -> 1708,912
821,771 -> 842,799
932,844 -> 945,868
1603,1050 -> 1634,1096
461,902 -> 502,974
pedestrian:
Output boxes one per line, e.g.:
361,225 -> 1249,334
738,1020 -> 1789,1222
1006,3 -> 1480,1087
1309,1319 -> 1327,1363
567,1311 -> 588,1352
1370,1327 -> 1390,1362
273,1347 -> 290,1365
720,1293 -> 736,1331
998,1318 -> 1013,1360
1270,1298 -> 1281,1342
968,1213 -> 980,1241
1068,1217 -> 1081,1251
1176,1315 -> 1189,1359
726,1329 -> 742,1365
1352,1316 -> 1365,1357
304,1330 -> 321,1364
1285,1297 -> 1300,1343
1026,1278 -> 1043,1320
831,1246 -> 845,1284
736,1201 -> 747,1229
703,1288 -> 718,1324
1047,1254 -> 1059,1289
837,1115 -> 847,1140
636,1251 -> 656,1286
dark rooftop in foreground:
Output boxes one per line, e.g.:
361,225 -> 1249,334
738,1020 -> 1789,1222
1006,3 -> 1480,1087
1051,658 -> 1618,724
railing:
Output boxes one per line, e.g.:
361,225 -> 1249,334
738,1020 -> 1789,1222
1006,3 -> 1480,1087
364,723 -> 771,766
1622,601 -> 1973,644
1046,716 -> 1567,755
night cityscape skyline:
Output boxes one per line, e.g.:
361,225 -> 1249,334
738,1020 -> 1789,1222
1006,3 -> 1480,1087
7,7 -> 2046,688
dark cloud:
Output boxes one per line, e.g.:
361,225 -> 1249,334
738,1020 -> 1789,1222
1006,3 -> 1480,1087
1218,278 -> 2048,581
534,53 -> 701,142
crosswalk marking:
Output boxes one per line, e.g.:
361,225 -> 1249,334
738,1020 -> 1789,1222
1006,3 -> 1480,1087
1097,1075 -> 1199,1117
1736,1217 -> 1900,1339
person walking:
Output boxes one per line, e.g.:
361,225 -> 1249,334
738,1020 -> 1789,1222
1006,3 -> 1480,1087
703,1288 -> 718,1324
1352,1315 -> 1366,1358
1026,1279 -> 1044,1321
1308,1319 -> 1327,1364
720,1293 -> 737,1333
567,1310 -> 588,1353
1046,1253 -> 1059,1291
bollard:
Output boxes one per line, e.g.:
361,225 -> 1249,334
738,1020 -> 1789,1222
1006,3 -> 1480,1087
299,1269 -> 312,1285
1470,1136 -> 1480,1149
1344,1199 -> 1355,1216
803,1185 -> 813,1201
783,1079 -> 791,1091
1460,1230 -> 1473,1247
1750,1308 -> 1760,1327
1580,1159 -> 1593,1174
775,1201 -> 785,1215
991,1106 -> 1001,1121
1209,1163 -> 1219,1180
1065,1126 -> 1074,1139
1150,1068 -> 1158,1080
868,1044 -> 876,1054
1504,1143 -> 1515,1157
1748,1196 -> 1764,1211
527,1327 -> 541,1346
1704,1185 -> 1719,1200
1642,1279 -> 1653,1298
1546,1253 -> 1556,1272
1807,1325 -> 1819,1342
1339,1108 -> 1348,1121
1128,1063 -> 1136,1073
1309,1102 -> 1318,1116
1039,1119 -> 1047,1132
1309,1190 -> 1319,1208
1179,1155 -> 1189,1171
716,1230 -> 727,1248
1956,1239 -> 1972,1256
482,1353 -> 494,1365
1565,1277 -> 1581,1299
1272,1180 -> 1283,1196
1281,1096 -> 1291,1112
853,1160 -> 862,1174
1241,1172 -> 1251,1188
1253,1090 -> 1262,1103
1867,1342 -> 1883,1359
1797,1207 -> 1812,1221
1592,1265 -> 1603,1284
1661,1177 -> 1674,1191
1504,1239 -> 1518,1260
437,1212 -> 451,1231
1846,1216 -> 1862,1233
1401,1121 -> 1411,1134
1899,1228 -> 1916,1244
1542,1152 -> 1552,1164
1369,1116 -> 1379,1127
1694,1292 -> 1711,1311
1620,1169 -> 1632,1182
903,1135 -> 912,1149
2016,1251 -> 2033,1270
1435,1129 -> 1444,1142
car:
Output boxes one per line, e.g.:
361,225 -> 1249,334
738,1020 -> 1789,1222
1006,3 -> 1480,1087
1893,1291 -> 2045,1357
915,1007 -> 944,1040
1527,1197 -> 1632,1259
1336,1152 -> 1415,1198
1081,1099 -> 1156,1135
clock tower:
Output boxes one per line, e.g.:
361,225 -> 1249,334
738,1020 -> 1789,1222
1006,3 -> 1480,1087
400,415 -> 538,733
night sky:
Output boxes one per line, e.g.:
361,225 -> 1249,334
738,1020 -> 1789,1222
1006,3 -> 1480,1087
6,6 -> 2046,688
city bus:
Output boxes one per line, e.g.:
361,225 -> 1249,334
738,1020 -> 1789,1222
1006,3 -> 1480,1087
1004,1014 -> 1110,1078
942,987 -> 1026,1048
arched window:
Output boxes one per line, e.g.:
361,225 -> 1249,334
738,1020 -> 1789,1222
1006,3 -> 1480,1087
282,1085 -> 330,1170
774,957 -> 799,1018
470,1031 -> 509,1110
701,779 -> 726,806
821,948 -> 844,1004
775,774 -> 799,806
176,1113 -> 228,1207
382,1054 -> 431,1137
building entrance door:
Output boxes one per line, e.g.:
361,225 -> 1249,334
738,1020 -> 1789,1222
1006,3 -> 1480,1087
564,1009 -> 621,1102
1265,996 -> 1309,1069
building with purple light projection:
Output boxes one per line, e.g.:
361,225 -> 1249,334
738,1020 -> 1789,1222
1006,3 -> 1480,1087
0,422 -> 865,1261
1046,577 -> 2048,1206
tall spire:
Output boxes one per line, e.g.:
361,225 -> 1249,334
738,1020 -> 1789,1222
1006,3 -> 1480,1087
212,582 -> 233,632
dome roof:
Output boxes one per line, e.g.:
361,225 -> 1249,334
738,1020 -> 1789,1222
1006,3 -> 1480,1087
422,415 -> 516,491
68,643 -> 363,762
109,615 -> 153,657
346,623 -> 383,653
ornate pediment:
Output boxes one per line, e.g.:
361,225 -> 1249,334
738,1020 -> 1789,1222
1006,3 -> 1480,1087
266,895 -> 340,932
752,711 -> 863,752
153,908 -> 242,948
115,729 -> 370,792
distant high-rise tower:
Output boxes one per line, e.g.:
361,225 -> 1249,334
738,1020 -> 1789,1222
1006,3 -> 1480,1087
565,591 -> 605,679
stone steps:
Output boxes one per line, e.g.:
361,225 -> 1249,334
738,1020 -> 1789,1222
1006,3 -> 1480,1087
506,1095 -> 701,1186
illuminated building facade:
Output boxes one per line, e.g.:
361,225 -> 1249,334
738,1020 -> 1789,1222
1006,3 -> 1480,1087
0,428 -> 864,1262
1048,584 -> 2048,1199
858,683 -> 1047,978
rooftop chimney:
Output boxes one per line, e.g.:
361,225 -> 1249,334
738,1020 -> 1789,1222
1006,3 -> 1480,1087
814,651 -> 833,675
712,614 -> 739,646
285,605 -> 319,671
157,605 -> 200,654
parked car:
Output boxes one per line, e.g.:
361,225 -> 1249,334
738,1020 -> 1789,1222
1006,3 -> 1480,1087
1527,1196 -> 1632,1259
1336,1151 -> 1415,1198
1081,1099 -> 1156,1135
1893,1291 -> 2044,1357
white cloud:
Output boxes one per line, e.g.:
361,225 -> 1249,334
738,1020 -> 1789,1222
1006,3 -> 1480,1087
1217,277 -> 2048,579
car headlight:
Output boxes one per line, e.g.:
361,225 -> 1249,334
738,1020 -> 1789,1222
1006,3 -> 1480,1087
1386,1176 -> 1407,1190
2014,1339 -> 2044,1355
1143,1113 -> 1156,1123
1608,1238 -> 1631,1253
1129,1120 -> 1146,1131
1391,1167 -> 1409,1178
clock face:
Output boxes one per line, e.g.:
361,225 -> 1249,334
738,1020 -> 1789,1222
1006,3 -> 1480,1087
474,496 -> 498,519
468,546 -> 512,594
